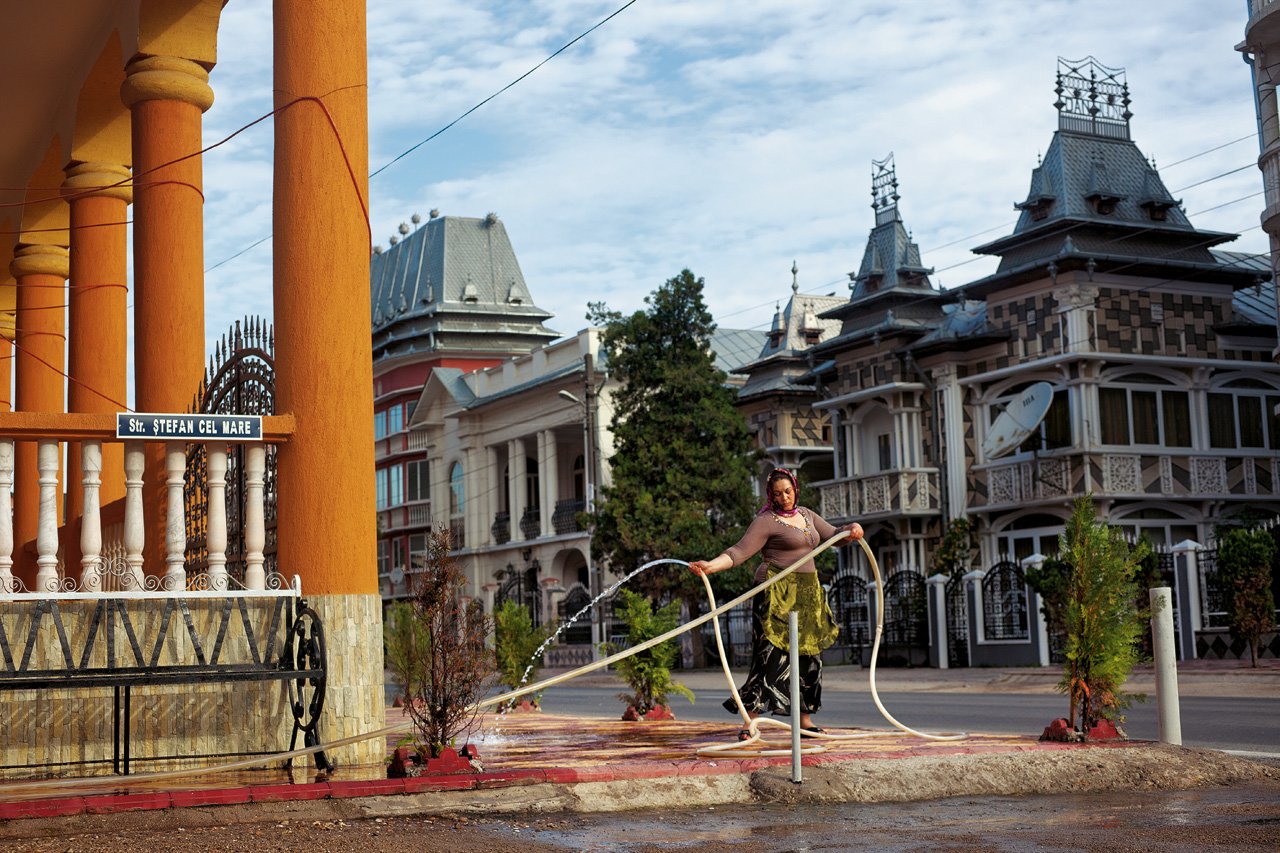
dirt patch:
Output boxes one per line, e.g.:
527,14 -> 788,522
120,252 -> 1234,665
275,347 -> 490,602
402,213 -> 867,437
749,744 -> 1280,805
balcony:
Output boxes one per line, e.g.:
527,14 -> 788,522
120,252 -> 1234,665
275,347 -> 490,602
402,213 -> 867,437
552,498 -> 586,535
971,450 -> 1280,512
815,468 -> 940,522
491,511 -> 511,545
380,500 -> 432,533
518,507 -> 541,540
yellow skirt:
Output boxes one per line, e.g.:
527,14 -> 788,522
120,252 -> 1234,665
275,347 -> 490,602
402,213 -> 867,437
761,569 -> 839,656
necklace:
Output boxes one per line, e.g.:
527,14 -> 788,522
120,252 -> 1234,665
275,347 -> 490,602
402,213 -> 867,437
771,509 -> 813,541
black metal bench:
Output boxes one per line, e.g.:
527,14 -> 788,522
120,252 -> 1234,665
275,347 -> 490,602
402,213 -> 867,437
0,584 -> 330,776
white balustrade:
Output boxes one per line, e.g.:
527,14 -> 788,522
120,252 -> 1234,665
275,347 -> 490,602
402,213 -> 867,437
164,442 -> 187,591
0,440 -> 12,592
80,441 -> 103,592
122,442 -> 147,588
35,440 -> 60,591
243,444 -> 266,591
0,433 -> 271,596
206,444 -> 229,591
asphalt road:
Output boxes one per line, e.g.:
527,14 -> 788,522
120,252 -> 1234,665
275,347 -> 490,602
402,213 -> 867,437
536,684 -> 1278,754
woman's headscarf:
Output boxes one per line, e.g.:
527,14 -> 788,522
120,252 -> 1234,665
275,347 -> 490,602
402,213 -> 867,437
761,467 -> 801,517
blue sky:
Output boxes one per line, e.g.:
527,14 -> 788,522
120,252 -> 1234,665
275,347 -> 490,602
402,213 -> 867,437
198,0 -> 1268,350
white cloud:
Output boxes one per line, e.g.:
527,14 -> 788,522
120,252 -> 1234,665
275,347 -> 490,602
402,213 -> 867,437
197,0 -> 1268,348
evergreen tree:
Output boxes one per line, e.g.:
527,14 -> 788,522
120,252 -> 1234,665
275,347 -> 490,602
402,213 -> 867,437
586,269 -> 759,624
1216,526 -> 1277,667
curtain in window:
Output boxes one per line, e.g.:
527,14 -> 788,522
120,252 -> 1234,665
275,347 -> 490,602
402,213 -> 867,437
1099,388 -> 1130,444
1239,396 -> 1265,448
1207,393 -> 1237,449
1132,391 -> 1159,445
1162,391 -> 1191,447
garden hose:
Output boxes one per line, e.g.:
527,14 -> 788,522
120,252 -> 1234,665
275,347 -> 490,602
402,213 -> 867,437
696,534 -> 966,758
0,531 -> 964,801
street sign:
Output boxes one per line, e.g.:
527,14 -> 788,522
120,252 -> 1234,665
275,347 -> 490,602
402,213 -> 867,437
116,413 -> 263,442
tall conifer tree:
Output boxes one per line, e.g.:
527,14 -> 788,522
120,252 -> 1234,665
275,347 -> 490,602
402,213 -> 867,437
587,269 -> 758,615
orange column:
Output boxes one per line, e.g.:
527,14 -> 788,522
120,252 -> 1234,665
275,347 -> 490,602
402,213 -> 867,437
272,0 -> 375,595
62,163 -> 132,573
122,57 -> 212,574
10,245 -> 68,584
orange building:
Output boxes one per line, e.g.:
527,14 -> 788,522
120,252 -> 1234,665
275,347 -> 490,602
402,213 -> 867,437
0,2 -> 384,770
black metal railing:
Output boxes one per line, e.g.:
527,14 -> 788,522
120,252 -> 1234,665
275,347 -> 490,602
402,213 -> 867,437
491,511 -> 511,545
552,499 -> 586,535
982,561 -> 1029,641
519,507 -> 541,540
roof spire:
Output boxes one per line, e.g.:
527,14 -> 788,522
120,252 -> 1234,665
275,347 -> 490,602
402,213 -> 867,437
1055,56 -> 1131,140
791,260 -> 799,293
871,153 -> 900,226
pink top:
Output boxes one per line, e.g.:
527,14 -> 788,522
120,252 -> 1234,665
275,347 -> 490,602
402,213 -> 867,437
721,507 -> 840,583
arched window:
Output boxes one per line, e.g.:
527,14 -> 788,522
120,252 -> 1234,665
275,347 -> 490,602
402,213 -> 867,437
449,462 -> 464,516
572,454 -> 585,501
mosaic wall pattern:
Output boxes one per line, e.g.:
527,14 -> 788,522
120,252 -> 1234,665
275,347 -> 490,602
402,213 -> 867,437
1093,288 -> 1230,357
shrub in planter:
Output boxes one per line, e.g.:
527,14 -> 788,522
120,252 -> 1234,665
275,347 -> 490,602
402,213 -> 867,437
494,599 -> 555,710
604,589 -> 693,718
398,529 -> 495,759
1216,526 -> 1277,667
1056,497 -> 1148,737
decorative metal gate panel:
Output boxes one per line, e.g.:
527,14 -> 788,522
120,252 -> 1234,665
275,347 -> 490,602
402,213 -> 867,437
945,574 -> 969,667
496,567 -> 542,627
982,561 -> 1029,641
827,573 -> 868,663
184,318 -> 277,586
881,569 -> 927,665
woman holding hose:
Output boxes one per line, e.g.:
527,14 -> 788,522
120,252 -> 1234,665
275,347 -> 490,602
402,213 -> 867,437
689,467 -> 862,737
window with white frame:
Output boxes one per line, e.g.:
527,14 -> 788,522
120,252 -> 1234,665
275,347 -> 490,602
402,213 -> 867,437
1098,374 -> 1191,447
376,467 -> 389,510
406,459 -> 429,502
1206,379 -> 1280,450
409,533 -> 428,573
374,409 -> 387,440
388,463 -> 404,506
449,462 -> 465,516
377,539 -> 390,576
387,403 -> 403,435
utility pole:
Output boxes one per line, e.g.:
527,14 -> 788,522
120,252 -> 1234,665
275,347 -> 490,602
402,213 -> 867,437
583,352 -> 603,656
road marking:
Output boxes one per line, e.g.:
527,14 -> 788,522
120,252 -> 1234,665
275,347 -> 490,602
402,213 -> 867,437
1223,749 -> 1280,760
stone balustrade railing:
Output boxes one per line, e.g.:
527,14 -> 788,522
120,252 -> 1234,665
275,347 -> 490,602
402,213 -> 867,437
0,411 -> 295,595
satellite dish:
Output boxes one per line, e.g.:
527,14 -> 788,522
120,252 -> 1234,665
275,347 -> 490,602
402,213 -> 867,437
390,565 -> 405,585
982,381 -> 1054,459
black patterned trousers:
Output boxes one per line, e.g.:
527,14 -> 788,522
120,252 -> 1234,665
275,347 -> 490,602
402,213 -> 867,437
721,591 -> 822,717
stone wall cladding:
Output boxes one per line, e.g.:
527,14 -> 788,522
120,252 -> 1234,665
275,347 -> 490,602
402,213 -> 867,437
1094,288 -> 1229,357
0,593 -> 385,778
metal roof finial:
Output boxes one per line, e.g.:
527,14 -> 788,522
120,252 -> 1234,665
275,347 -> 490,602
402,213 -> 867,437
791,260 -> 799,293
398,222 -> 410,236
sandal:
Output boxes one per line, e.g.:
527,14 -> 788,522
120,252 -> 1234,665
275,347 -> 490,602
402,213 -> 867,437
804,726 -> 824,734
737,728 -> 753,741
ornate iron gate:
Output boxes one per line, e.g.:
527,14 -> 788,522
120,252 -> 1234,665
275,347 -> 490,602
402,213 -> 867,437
828,573 -> 868,664
184,318 -> 278,585
496,566 -> 543,627
945,574 -> 969,667
881,569 -> 928,666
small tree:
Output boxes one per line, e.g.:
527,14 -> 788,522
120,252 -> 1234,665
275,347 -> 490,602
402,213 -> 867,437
402,529 -> 495,757
606,589 -> 694,715
494,600 -> 555,707
932,517 -> 978,580
1216,527 -> 1277,667
384,598 -> 430,703
1058,497 -> 1148,734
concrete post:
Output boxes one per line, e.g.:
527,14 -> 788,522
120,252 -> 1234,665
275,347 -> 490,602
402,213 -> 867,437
926,573 -> 949,669
1149,586 -> 1182,745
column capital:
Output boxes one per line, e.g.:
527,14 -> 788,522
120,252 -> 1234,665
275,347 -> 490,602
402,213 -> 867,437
10,244 -> 69,280
62,162 -> 133,205
121,55 -> 214,112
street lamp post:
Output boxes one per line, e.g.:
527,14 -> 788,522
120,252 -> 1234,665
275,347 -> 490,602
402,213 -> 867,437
559,353 -> 602,658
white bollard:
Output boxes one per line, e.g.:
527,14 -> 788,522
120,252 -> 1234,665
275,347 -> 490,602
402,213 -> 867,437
1149,586 -> 1182,745
790,610 -> 802,784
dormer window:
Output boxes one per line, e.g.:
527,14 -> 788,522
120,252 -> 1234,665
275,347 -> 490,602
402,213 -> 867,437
1016,195 -> 1055,222
1085,191 -> 1123,216
1139,198 -> 1176,222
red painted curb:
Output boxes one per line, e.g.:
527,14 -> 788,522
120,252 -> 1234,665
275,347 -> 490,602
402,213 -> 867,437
475,768 -> 548,788
0,797 -> 87,819
249,783 -> 330,803
169,787 -> 253,808
84,792 -> 172,814
402,774 -> 478,793
326,779 -> 405,799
